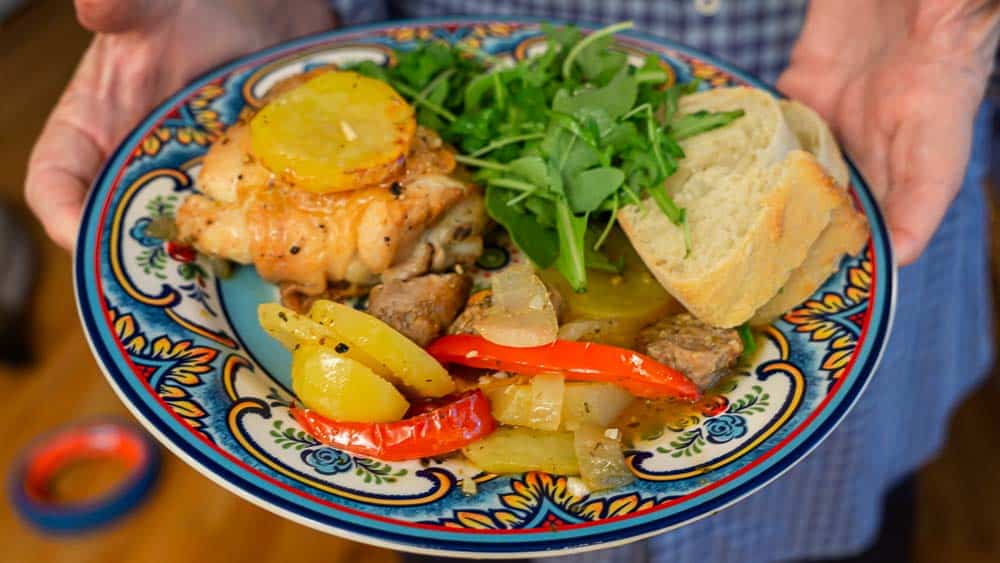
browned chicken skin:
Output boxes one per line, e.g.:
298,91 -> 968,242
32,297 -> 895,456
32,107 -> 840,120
175,92 -> 487,298
367,274 -> 472,346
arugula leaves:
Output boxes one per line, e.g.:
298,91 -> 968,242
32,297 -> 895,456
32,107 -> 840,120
737,322 -> 757,364
485,186 -> 559,268
353,22 -> 743,291
568,167 -> 624,213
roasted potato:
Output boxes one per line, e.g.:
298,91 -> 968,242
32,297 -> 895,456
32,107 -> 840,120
561,382 -> 634,431
308,300 -> 455,397
250,71 -> 416,192
258,303 -> 393,379
292,344 -> 409,423
484,374 -> 564,431
462,427 -> 579,475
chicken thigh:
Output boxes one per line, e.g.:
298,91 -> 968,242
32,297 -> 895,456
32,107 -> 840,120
175,77 -> 487,300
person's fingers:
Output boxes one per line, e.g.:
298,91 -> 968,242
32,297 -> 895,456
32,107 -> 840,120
882,104 -> 973,265
779,67 -> 892,203
74,0 -> 172,33
776,65 -> 840,123
25,98 -> 107,251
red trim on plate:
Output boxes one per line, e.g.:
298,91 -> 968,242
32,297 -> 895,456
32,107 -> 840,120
90,21 -> 877,536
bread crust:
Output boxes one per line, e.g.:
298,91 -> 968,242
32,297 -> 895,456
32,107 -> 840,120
749,186 -> 868,325
779,100 -> 850,188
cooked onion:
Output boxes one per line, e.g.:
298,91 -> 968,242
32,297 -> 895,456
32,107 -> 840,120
574,423 -> 634,491
475,262 -> 558,347
484,373 -> 564,431
561,382 -> 634,431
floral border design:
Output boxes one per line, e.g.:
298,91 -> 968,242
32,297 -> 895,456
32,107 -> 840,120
268,419 -> 409,484
133,84 -> 225,158
110,305 -> 217,440
784,250 -> 872,388
656,384 -> 771,458
427,472 -> 660,530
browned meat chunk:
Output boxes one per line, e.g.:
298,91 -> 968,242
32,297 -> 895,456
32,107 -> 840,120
636,313 -> 743,390
448,289 -> 492,335
367,274 -> 472,346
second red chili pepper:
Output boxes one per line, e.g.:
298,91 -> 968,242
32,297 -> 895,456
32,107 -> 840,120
290,390 -> 496,461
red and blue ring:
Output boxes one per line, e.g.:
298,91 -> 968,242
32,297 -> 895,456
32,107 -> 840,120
8,420 -> 160,533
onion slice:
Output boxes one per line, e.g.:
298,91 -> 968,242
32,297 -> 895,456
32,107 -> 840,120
574,423 -> 634,491
474,262 -> 558,347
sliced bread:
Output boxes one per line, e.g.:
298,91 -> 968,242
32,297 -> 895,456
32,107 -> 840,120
748,102 -> 868,325
779,100 -> 850,187
749,186 -> 868,325
619,150 -> 843,328
664,87 -> 800,193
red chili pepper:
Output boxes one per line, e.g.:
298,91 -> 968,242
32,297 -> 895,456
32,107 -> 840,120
166,241 -> 197,263
426,335 -> 700,401
290,390 -> 496,461
699,395 -> 730,417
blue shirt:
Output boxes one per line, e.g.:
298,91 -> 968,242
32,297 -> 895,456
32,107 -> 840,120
332,2 -> 996,561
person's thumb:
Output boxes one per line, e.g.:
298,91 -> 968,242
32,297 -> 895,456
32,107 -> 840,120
74,0 -> 172,33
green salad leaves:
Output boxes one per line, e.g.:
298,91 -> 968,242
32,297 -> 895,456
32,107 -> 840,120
352,21 -> 743,292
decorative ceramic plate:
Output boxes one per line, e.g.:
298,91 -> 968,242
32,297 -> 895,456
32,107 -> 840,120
75,18 -> 896,559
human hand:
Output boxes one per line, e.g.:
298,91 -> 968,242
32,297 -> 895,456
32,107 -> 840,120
778,0 -> 999,265
25,0 -> 335,250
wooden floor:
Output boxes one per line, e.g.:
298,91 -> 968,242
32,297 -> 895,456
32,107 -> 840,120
0,2 -> 996,562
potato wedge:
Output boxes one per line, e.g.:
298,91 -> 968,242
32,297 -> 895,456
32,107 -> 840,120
462,427 -> 579,475
308,300 -> 455,397
250,71 -> 415,192
561,383 -> 635,431
557,318 -> 643,349
258,303 -> 393,379
292,344 -> 409,423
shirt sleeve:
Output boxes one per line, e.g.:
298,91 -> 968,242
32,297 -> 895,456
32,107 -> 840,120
329,0 -> 389,27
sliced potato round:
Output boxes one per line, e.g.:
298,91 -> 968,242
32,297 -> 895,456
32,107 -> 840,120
541,228 -> 679,325
250,71 -> 415,192
292,344 -> 409,423
557,318 -> 642,349
462,427 -> 579,475
308,300 -> 455,398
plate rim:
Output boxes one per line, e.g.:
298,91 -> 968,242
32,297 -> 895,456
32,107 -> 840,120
73,16 -> 898,558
